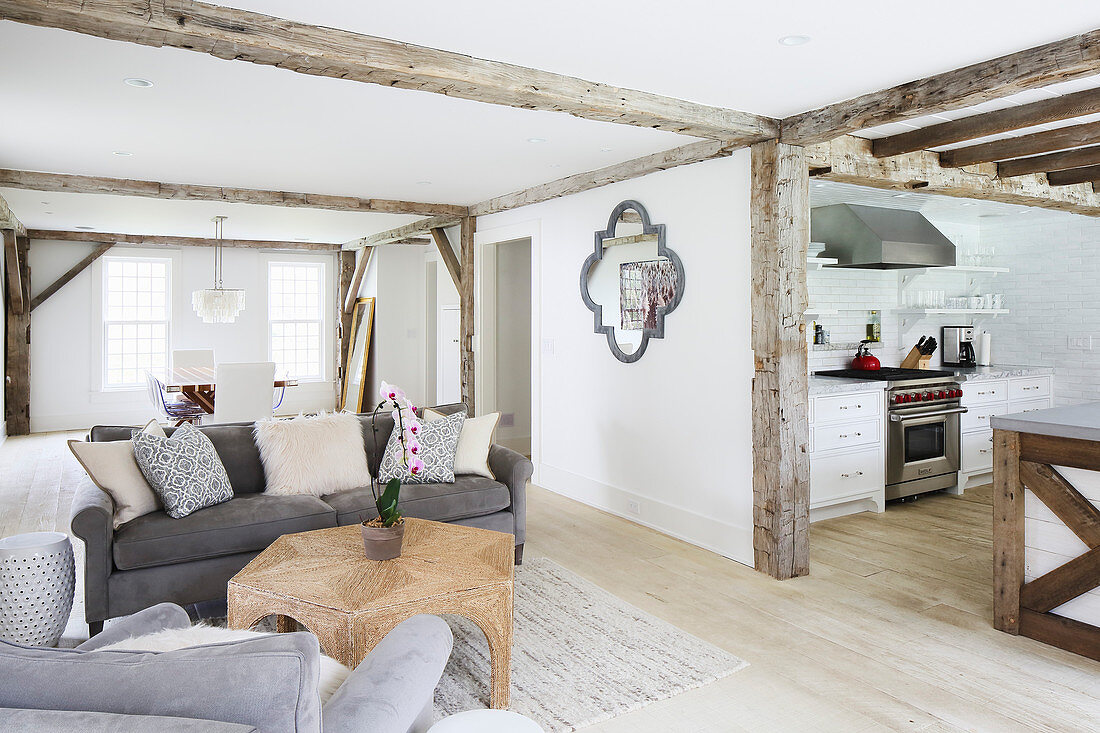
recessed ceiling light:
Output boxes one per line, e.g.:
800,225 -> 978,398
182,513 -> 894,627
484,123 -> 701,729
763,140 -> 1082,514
415,180 -> 432,186
961,202 -> 977,207
813,183 -> 826,188
778,35 -> 812,47
526,137 -> 548,144
75,225 -> 96,230
549,163 -> 561,168
44,211 -> 53,215
124,77 -> 154,88
892,193 -> 911,198
600,146 -> 613,152
112,150 -> 133,157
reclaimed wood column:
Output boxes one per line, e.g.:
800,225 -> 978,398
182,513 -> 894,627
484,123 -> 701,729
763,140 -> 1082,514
4,232 -> 31,435
750,140 -> 810,580
993,428 -> 1024,633
460,217 -> 476,411
336,250 -> 356,406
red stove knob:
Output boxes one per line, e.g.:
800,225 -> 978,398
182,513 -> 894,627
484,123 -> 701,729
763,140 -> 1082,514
936,390 -> 946,399
911,393 -> 922,402
923,392 -> 934,401
955,389 -> 964,398
893,394 -> 904,404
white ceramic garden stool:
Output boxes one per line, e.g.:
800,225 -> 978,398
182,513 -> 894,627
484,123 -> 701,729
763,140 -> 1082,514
0,532 -> 75,647
430,710 -> 544,732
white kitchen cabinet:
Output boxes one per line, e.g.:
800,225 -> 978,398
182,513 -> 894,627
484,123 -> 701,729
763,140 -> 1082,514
958,373 -> 1054,490
808,388 -> 885,522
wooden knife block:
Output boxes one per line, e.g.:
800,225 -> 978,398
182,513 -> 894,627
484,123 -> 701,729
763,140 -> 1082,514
900,346 -> 933,370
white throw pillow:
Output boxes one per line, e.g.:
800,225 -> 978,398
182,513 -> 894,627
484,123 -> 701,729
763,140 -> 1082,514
91,624 -> 350,703
424,408 -> 500,479
255,412 -> 371,496
68,420 -> 166,528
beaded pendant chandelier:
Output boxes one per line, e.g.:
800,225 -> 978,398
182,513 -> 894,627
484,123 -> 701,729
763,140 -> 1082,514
192,215 -> 245,323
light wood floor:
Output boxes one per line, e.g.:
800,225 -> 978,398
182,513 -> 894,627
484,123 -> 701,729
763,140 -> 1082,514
3,432 -> 1099,731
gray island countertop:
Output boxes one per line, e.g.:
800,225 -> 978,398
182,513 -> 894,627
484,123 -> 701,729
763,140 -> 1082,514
992,402 -> 1100,442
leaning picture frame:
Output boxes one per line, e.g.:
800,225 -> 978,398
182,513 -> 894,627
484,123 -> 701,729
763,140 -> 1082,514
341,297 -> 375,412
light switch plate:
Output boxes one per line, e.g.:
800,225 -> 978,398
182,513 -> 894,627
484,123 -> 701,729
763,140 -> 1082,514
1068,336 -> 1093,351
542,338 -> 555,355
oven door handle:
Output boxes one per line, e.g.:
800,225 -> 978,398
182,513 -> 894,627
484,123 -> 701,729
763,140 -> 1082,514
889,407 -> 968,422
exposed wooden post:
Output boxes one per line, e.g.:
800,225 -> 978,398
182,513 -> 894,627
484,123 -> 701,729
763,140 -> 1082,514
3,229 -> 23,315
750,140 -> 810,580
343,247 -> 374,315
30,242 -> 112,311
459,217 -> 476,411
993,429 -> 1023,633
5,233 -> 31,435
337,250 -> 356,405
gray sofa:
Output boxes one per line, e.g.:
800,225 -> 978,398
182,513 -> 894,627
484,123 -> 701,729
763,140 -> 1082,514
0,602 -> 453,733
71,403 -> 532,634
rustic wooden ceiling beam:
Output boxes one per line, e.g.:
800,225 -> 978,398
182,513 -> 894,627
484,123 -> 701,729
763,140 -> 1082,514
1046,164 -> 1100,186
342,246 -> 374,315
939,121 -> 1100,168
0,0 -> 777,143
429,227 -> 462,291
781,28 -> 1100,146
26,229 -> 341,250
0,169 -> 467,217
807,135 -> 1100,217
873,88 -> 1100,158
997,146 -> 1100,178
470,139 -> 739,217
344,216 -> 462,250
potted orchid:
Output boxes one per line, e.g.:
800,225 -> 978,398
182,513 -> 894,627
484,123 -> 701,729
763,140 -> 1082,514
361,381 -> 424,560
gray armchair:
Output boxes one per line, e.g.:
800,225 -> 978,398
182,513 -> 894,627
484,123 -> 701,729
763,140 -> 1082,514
0,603 -> 453,733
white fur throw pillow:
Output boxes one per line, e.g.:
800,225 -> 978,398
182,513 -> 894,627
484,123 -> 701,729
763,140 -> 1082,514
92,624 -> 350,703
255,412 -> 371,496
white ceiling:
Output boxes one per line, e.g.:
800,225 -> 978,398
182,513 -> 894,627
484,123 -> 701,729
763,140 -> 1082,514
3,1 -> 1100,237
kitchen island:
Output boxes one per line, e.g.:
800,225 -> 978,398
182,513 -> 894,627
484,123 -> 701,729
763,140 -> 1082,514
991,403 -> 1100,662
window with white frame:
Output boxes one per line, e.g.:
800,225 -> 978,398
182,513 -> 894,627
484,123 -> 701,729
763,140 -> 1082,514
269,261 -> 325,380
102,257 -> 171,389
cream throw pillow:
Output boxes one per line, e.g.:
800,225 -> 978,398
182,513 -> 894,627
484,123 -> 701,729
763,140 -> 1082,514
254,412 -> 371,496
424,408 -> 499,478
68,420 -> 166,528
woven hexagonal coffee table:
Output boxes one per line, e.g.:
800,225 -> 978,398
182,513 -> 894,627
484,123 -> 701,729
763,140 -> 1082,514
228,518 -> 514,708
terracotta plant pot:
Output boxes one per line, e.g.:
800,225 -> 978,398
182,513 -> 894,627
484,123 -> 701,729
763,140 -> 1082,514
361,520 -> 404,561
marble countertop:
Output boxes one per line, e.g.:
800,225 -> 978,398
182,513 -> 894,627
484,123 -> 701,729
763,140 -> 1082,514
992,402 -> 1100,442
951,365 -> 1054,382
808,377 -> 887,396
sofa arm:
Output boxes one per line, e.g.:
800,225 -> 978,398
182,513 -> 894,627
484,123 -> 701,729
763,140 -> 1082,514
70,479 -> 115,626
75,603 -> 192,651
488,444 -> 532,546
322,615 -> 453,733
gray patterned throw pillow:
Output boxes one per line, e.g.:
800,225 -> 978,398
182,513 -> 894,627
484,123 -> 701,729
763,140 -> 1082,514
378,411 -> 465,484
131,423 -> 234,518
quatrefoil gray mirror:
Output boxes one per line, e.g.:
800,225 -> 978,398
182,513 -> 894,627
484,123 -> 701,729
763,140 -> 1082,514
580,200 -> 685,363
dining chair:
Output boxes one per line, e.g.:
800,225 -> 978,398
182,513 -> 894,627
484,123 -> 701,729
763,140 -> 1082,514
212,362 -> 276,424
172,349 -> 215,370
144,372 -> 205,427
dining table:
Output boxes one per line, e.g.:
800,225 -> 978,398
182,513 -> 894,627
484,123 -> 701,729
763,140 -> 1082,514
154,366 -> 297,414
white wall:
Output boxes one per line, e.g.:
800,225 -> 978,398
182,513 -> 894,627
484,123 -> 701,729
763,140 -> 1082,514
979,213 -> 1100,406
494,239 -> 531,452
477,151 -> 756,565
28,240 -> 338,431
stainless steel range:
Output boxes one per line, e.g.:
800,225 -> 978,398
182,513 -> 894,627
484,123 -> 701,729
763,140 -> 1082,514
815,368 -> 966,500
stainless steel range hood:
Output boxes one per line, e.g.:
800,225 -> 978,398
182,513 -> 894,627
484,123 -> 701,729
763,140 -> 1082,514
810,204 -> 956,269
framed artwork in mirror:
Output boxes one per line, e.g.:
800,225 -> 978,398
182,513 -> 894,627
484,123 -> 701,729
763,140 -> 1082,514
341,297 -> 375,412
580,200 -> 684,363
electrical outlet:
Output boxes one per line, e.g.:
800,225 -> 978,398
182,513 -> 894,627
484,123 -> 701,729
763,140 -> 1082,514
627,500 -> 641,515
500,412 -> 515,427
542,338 -> 555,355
1068,336 -> 1093,351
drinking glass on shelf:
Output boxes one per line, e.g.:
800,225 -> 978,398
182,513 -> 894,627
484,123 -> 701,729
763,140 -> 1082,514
935,291 -> 946,308
993,294 -> 1005,310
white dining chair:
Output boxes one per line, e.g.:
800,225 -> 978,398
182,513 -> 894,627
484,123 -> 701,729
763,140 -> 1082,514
173,349 -> 215,370
212,362 -> 276,424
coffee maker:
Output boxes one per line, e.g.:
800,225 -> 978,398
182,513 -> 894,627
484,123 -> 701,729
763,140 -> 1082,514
942,326 -> 977,368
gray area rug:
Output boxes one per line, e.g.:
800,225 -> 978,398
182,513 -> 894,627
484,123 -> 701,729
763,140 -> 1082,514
433,558 -> 747,731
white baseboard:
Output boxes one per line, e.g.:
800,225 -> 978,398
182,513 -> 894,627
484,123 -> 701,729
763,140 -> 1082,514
537,463 -> 754,566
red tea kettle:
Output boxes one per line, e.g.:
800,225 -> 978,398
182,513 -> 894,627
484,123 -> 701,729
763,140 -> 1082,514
851,340 -> 881,371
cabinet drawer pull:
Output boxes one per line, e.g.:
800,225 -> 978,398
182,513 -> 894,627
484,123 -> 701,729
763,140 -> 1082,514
979,449 -> 990,454
840,471 -> 865,478
838,404 -> 863,411
838,432 -> 863,439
